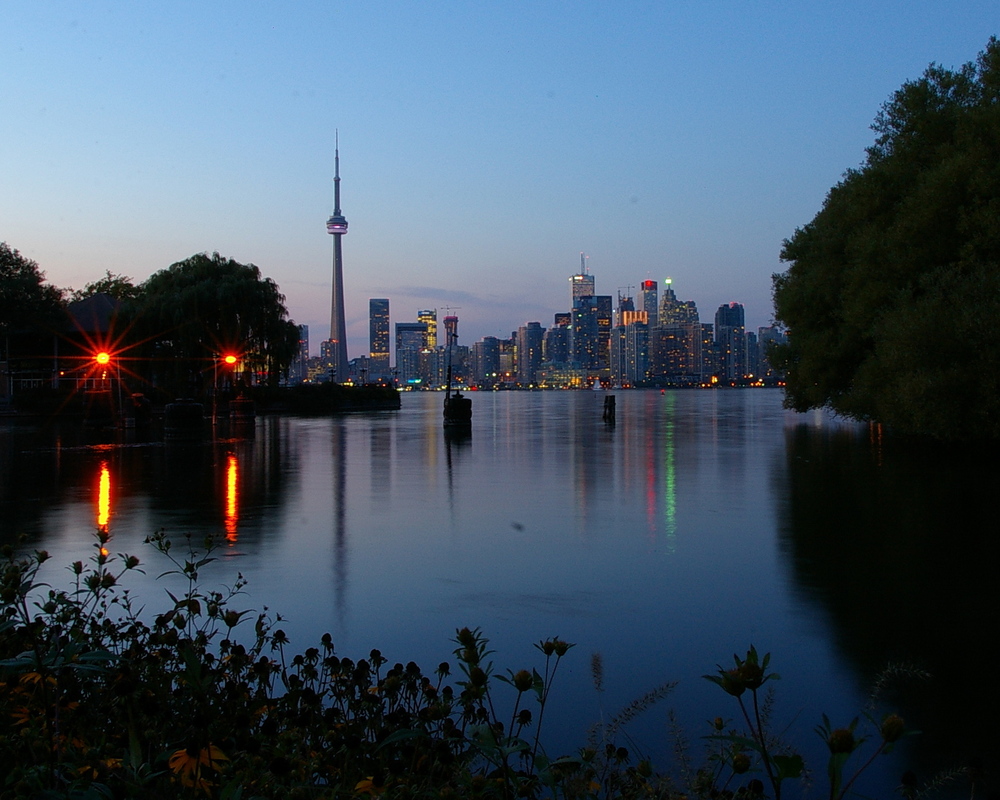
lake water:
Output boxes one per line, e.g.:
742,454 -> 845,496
2,389 -> 997,797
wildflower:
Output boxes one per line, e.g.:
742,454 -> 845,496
169,744 -> 229,793
720,668 -> 746,697
513,669 -> 533,692
880,713 -> 905,743
355,776 -> 386,795
731,752 -> 751,774
826,728 -> 855,754
738,660 -> 764,690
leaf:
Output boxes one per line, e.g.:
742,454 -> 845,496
773,754 -> 804,780
375,728 -> 427,751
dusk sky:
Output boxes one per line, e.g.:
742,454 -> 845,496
3,2 -> 997,356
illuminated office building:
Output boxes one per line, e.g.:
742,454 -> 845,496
418,310 -> 438,348
369,299 -> 390,379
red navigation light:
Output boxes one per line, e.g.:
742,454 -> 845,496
95,352 -> 111,365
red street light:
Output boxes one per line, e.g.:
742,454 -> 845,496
223,355 -> 238,365
95,352 -> 111,365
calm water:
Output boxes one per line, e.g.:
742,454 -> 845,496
2,389 -> 997,796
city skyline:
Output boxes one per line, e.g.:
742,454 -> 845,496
3,3 -> 997,355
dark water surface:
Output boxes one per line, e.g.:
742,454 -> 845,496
2,389 -> 997,796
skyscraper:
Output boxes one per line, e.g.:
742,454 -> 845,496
570,252 -> 595,306
418,310 -> 438,348
639,280 -> 658,324
369,299 -> 390,379
395,321 -> 428,386
326,134 -> 349,383
516,322 -> 545,385
715,302 -> 747,381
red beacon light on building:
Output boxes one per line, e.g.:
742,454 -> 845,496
95,351 -> 111,365
223,354 -> 238,366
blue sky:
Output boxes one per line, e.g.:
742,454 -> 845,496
3,2 -> 997,355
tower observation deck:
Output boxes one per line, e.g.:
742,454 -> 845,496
327,134 -> 349,382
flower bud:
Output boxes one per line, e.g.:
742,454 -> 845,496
827,728 -> 855,754
513,669 -> 533,692
720,669 -> 746,697
732,752 -> 751,774
880,714 -> 905,743
738,661 -> 764,690
470,666 -> 488,687
456,627 -> 477,648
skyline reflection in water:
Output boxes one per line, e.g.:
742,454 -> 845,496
2,390 -> 991,794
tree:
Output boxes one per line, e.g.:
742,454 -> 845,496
129,252 -> 300,394
1,243 -> 66,382
0,242 -> 65,335
69,270 -> 141,303
772,38 -> 1000,441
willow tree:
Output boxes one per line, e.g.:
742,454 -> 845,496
131,252 -> 300,396
772,38 -> 1000,441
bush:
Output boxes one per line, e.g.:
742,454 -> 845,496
0,533 -> 962,799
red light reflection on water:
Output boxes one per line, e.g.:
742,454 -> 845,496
97,461 -> 111,554
225,454 -> 239,542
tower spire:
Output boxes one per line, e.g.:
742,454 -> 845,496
333,130 -> 342,215
326,133 -> 349,382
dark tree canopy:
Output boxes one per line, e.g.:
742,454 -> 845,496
772,38 -> 1000,441
70,270 -> 141,303
129,252 -> 300,392
0,242 -> 65,335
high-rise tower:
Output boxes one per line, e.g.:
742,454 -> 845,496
326,133 -> 349,383
369,299 -> 390,379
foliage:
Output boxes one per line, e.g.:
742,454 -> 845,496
0,242 -> 65,337
69,271 -> 141,304
126,252 -> 300,395
771,38 -> 1000,440
0,534 -> 969,800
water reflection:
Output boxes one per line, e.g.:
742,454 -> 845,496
331,419 -> 348,622
97,460 -> 111,533
777,423 -> 1000,789
225,453 -> 239,542
3,393 -> 992,792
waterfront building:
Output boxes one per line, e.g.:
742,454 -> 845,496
369,299 -> 390,380
320,339 -> 336,381
649,279 -> 700,382
290,324 -> 309,384
715,302 -> 747,381
395,322 -> 428,386
570,253 -> 595,305
700,322 -> 721,380
543,315 -> 572,365
595,295 -> 612,374
418,309 -> 438,348
326,135 -> 349,383
571,296 -> 600,370
516,322 -> 545,385
616,294 -> 635,327
472,336 -> 501,387
757,325 -> 788,378
611,312 -> 650,386
639,279 -> 658,323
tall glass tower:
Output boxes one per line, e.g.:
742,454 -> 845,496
369,299 -> 390,379
326,134 -> 349,383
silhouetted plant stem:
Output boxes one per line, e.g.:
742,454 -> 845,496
835,741 -> 885,800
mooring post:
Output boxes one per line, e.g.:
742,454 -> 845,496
603,394 -> 616,423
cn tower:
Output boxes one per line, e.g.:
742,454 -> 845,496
326,133 -> 349,383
